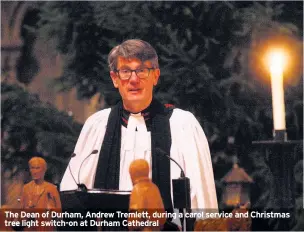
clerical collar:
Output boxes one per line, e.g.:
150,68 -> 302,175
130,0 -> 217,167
121,105 -> 152,131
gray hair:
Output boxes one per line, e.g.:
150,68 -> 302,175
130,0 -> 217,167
108,39 -> 159,71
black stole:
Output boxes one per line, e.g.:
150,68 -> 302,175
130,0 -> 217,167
94,99 -> 174,212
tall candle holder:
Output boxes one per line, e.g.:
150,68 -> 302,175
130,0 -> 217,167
251,49 -> 303,230
252,135 -> 302,231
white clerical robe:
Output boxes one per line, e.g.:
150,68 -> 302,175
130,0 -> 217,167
60,108 -> 218,210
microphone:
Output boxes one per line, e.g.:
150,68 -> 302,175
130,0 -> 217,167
156,148 -> 186,178
156,148 -> 192,232
155,148 -> 191,209
77,149 -> 99,191
67,153 -> 78,190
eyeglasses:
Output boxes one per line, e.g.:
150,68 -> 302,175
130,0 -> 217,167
115,68 -> 155,80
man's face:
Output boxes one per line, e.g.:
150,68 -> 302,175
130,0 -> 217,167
29,160 -> 46,181
110,57 -> 160,111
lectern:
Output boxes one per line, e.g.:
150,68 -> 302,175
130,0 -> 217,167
59,189 -> 130,231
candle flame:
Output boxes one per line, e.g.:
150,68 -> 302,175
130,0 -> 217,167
266,49 -> 287,75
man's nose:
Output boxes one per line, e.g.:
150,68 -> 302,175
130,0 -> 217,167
129,71 -> 140,83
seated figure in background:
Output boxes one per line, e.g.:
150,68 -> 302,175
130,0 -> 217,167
20,157 -> 61,231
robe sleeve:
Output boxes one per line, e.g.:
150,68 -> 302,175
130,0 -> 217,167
60,109 -> 111,191
181,112 -> 218,211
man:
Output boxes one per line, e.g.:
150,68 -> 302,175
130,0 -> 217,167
60,39 -> 218,214
20,157 -> 61,231
21,157 -> 61,209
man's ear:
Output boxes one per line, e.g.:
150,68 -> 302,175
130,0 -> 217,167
110,71 -> 119,88
153,68 -> 160,86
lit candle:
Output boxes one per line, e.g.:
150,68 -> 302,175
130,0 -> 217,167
268,50 -> 286,131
